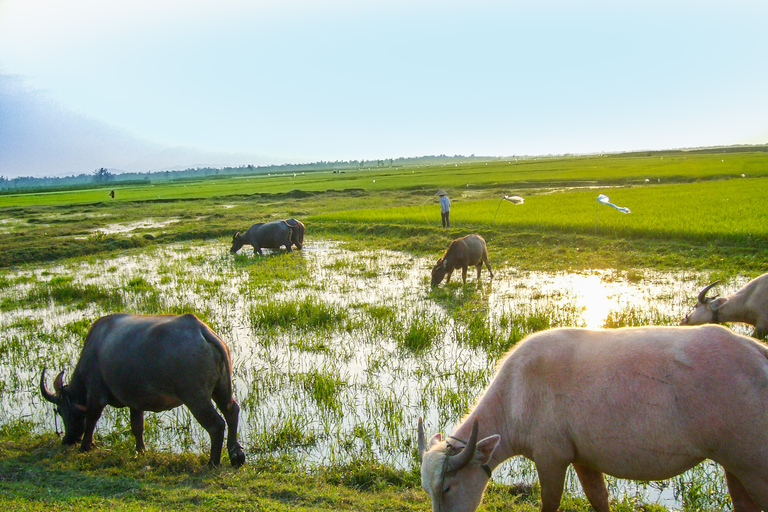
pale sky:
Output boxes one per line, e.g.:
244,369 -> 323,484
1,0 -> 767,178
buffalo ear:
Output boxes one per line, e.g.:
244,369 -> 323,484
711,297 -> 729,310
232,231 -> 240,241
434,257 -> 444,268
441,260 -> 448,270
428,433 -> 442,448
474,435 -> 501,465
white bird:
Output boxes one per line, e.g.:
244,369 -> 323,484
503,195 -> 524,205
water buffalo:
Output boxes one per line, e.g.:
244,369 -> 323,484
418,325 -> 768,512
40,313 -> 245,467
230,219 -> 295,255
283,218 -> 305,249
681,273 -> 768,339
431,234 -> 493,287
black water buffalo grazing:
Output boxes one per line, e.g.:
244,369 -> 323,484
230,219 -> 294,255
283,218 -> 305,249
431,234 -> 493,287
40,313 -> 245,467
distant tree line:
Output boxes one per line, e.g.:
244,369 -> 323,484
0,155 -> 496,193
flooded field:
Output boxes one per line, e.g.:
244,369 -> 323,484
0,239 -> 747,509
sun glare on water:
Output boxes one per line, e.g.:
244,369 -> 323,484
573,273 -> 619,329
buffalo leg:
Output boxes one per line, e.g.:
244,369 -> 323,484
130,408 -> 146,453
484,256 -> 494,279
445,270 -> 453,284
187,401 -> 226,466
475,262 -> 482,281
213,391 -> 245,467
461,266 -> 468,283
535,458 -> 568,512
726,471 -> 762,512
573,463 -> 610,512
80,406 -> 105,452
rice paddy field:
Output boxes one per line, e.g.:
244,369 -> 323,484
1,148 -> 768,511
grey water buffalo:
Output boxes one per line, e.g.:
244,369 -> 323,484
283,218 -> 305,249
681,273 -> 768,339
230,219 -> 295,255
431,234 -> 493,287
40,313 -> 245,467
418,325 -> 768,512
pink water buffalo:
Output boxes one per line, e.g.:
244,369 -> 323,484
418,325 -> 768,512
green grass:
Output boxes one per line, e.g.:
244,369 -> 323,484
3,148 -> 767,207
312,177 -> 768,246
0,432 -> 680,511
3,152 -> 768,273
249,296 -> 348,332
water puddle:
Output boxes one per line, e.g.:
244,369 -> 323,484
0,239 -> 743,509
93,218 -> 180,234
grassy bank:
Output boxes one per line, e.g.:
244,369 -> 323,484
0,430 -> 666,512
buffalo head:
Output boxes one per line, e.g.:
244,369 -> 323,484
418,417 -> 500,512
680,280 -> 729,326
230,231 -> 244,254
40,369 -> 87,446
431,258 -> 448,287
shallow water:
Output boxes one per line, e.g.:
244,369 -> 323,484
0,238 -> 744,509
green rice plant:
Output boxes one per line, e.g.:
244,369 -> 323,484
312,177 -> 768,248
299,368 -> 345,414
397,311 -> 444,354
64,318 -> 95,339
291,336 -> 330,353
360,303 -> 399,336
233,251 -> 309,293
11,278 -> 125,311
672,462 -> 730,511
251,415 -> 317,453
126,276 -> 155,293
194,278 -> 224,297
250,296 -> 347,332
602,305 -> 676,328
5,316 -> 42,330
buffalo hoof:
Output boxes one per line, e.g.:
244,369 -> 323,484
229,445 -> 245,467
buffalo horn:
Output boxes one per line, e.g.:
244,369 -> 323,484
418,417 -> 426,462
53,370 -> 65,394
698,281 -> 721,304
39,368 -> 59,404
445,417 -> 479,473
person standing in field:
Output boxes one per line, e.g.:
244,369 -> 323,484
437,190 -> 450,228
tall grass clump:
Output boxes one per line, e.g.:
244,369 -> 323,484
6,276 -> 125,311
299,368 -> 345,414
251,415 -> 317,453
602,305 -> 676,328
397,310 -> 444,354
249,296 -> 348,332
